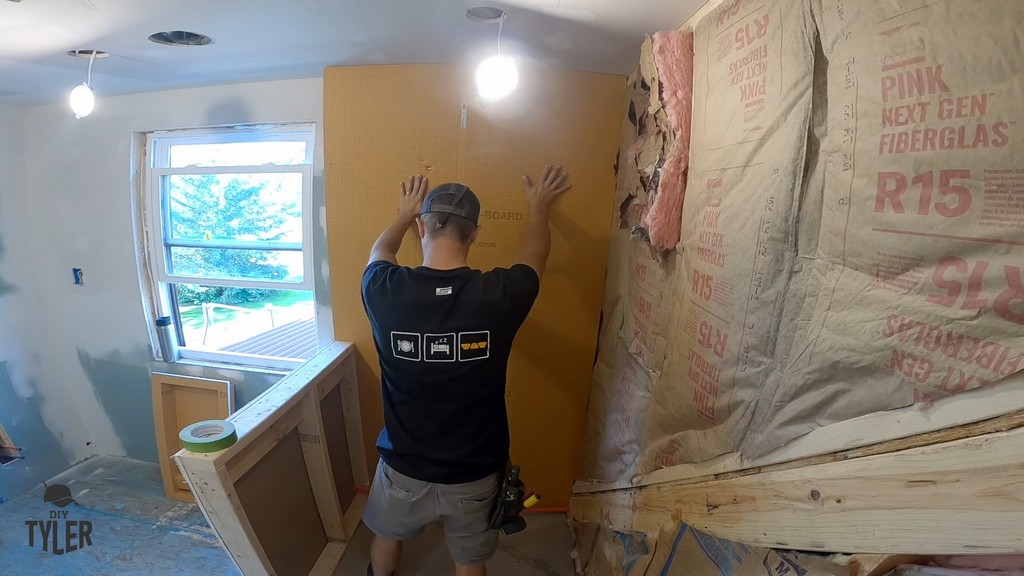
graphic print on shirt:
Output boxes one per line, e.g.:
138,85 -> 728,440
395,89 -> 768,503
424,333 -> 457,362
458,331 -> 490,362
391,332 -> 421,361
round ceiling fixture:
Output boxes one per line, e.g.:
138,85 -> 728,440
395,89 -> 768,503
69,84 -> 95,119
66,50 -> 107,119
468,7 -> 518,101
476,55 -> 518,101
148,31 -> 212,47
466,6 -> 506,23
67,49 -> 110,59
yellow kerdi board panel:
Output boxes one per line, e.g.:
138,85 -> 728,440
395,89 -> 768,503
325,64 -> 622,506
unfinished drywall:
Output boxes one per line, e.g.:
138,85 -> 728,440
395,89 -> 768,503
0,104 -> 78,502
0,106 -> 16,300
579,0 -> 1024,486
79,346 -> 159,462
0,79 -> 331,499
325,64 -> 623,506
0,363 -> 70,503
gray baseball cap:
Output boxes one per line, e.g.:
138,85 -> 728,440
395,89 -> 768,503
421,183 -> 481,226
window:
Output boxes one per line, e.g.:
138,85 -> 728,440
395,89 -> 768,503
143,125 -> 319,369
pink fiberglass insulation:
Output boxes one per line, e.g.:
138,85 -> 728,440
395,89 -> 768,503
654,30 -> 694,163
644,30 -> 694,251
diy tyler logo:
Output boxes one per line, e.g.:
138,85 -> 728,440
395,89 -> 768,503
25,482 -> 94,555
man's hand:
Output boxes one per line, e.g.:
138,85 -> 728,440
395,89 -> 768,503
515,165 -> 570,279
368,175 -> 429,266
400,175 -> 429,220
522,165 -> 571,214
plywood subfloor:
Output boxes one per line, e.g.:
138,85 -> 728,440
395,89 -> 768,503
334,514 -> 574,576
0,455 -> 239,576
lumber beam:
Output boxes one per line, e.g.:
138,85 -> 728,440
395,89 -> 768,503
571,422 -> 1024,554
574,373 -> 1024,494
343,493 -> 368,540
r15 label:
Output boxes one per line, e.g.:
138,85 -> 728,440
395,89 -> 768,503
735,15 -> 769,50
635,262 -> 648,282
693,270 -> 714,302
698,320 -> 728,359
928,257 -> 1024,326
876,170 -> 972,217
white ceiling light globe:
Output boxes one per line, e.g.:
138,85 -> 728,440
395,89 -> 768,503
69,83 -> 95,119
476,55 -> 518,101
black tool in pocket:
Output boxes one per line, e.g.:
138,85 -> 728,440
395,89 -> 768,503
488,461 -> 540,536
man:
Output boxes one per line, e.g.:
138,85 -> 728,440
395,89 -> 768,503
360,165 -> 571,576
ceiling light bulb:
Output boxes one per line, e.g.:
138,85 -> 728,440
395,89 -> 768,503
476,55 -> 518,101
69,83 -> 95,119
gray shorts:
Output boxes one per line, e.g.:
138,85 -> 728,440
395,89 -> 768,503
363,460 -> 500,566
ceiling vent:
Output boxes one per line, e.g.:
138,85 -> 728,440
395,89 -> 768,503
466,6 -> 506,23
148,31 -> 212,47
67,49 -> 110,60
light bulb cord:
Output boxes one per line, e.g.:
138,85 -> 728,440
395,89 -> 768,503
86,51 -> 95,87
497,14 -> 506,55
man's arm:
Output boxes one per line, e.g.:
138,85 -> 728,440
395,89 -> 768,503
368,175 -> 429,266
515,165 -> 571,278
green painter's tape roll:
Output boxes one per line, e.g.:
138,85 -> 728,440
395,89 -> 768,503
179,420 -> 238,453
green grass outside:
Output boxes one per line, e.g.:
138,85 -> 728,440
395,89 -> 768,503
179,291 -> 313,330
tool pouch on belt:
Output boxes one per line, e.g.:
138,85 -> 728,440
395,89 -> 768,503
488,461 -> 528,535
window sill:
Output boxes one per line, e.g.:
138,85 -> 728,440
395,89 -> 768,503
153,354 -> 298,376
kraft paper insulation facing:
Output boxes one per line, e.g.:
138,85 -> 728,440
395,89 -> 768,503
579,0 -> 1024,486
746,0 -> 1024,455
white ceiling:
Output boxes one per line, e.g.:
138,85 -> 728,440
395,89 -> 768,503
0,0 -> 703,105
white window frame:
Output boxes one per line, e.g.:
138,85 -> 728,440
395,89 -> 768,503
143,124 -> 317,370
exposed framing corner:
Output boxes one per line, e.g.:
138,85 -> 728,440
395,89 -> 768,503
175,342 -> 365,576
570,411 -> 1024,554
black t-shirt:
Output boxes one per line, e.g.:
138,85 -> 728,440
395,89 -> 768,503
361,260 -> 540,484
